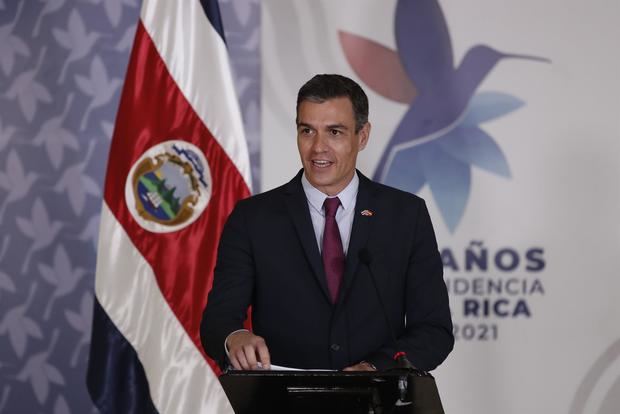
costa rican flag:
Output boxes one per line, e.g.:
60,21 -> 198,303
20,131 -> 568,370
86,0 -> 250,412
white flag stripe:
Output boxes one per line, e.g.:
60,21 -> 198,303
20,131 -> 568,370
140,0 -> 252,191
95,204 -> 234,414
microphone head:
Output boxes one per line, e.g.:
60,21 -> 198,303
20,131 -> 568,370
358,248 -> 372,265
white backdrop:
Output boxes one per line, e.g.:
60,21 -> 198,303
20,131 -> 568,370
261,1 -> 620,412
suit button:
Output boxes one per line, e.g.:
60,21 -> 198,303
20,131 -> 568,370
331,344 -> 340,351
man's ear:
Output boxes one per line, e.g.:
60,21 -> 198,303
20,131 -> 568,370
358,122 -> 371,151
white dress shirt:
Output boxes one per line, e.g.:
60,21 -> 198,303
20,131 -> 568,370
301,172 -> 359,254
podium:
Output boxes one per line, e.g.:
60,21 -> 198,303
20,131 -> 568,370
219,369 -> 444,414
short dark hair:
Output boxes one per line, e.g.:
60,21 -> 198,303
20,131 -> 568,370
296,74 -> 369,132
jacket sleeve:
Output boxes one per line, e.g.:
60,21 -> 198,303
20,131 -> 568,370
200,201 -> 255,369
366,200 -> 454,371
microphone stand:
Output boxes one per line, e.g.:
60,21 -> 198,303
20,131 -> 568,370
358,249 -> 416,410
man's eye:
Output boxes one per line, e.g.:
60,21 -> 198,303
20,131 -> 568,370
330,129 -> 341,136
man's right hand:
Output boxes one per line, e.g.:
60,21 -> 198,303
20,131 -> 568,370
226,331 -> 271,370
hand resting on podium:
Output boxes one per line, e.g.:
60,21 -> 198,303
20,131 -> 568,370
226,330 -> 376,371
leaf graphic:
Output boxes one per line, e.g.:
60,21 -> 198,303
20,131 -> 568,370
66,292 -> 93,366
101,121 -> 114,140
80,290 -> 93,316
462,92 -> 525,126
38,263 -> 57,284
0,284 -> 40,357
16,330 -> 61,404
68,8 -> 87,40
439,126 -> 511,178
0,386 -> 10,413
232,0 -> 252,26
6,149 -> 25,184
81,175 -> 101,196
0,235 -> 9,261
22,317 -> 43,338
75,75 -> 94,95
0,119 -> 17,152
79,214 -> 100,251
339,30 -> 416,104
31,367 -> 49,403
8,324 -> 27,357
0,149 -> 37,223
18,198 -> 63,273
54,141 -> 97,216
235,76 -> 252,97
32,0 -> 65,36
32,197 -> 51,229
420,142 -> 471,233
78,56 -> 121,130
0,172 -> 8,190
7,71 -> 52,122
52,27 -> 72,49
45,364 -> 65,385
11,35 -> 29,56
0,272 -> 16,292
16,217 -> 35,238
242,27 -> 259,51
115,23 -> 136,51
32,94 -> 79,169
385,145 -> 426,195
65,310 -> 84,331
102,0 -> 138,26
0,3 -> 30,76
55,9 -> 99,82
54,395 -> 70,414
5,48 -> 52,122
103,0 -> 122,26
41,245 -> 85,319
55,164 -> 87,215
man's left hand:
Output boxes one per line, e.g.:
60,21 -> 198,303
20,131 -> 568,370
343,361 -> 376,371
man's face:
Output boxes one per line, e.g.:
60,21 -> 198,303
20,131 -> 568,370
296,97 -> 370,196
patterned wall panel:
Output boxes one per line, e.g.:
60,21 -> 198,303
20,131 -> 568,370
0,1 -> 260,412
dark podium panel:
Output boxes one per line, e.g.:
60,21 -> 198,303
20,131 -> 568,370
219,369 -> 444,414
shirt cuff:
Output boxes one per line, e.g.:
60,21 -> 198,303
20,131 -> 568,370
224,329 -> 249,357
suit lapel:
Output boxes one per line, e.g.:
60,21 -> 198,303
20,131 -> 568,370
284,171 -> 332,303
338,171 -> 375,304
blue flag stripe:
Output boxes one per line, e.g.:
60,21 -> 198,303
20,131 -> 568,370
199,0 -> 226,43
87,298 -> 159,414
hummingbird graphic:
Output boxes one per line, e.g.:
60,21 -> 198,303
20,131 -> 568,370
339,0 -> 549,231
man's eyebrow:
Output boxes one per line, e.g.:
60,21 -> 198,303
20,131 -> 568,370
297,122 -> 314,129
326,123 -> 348,130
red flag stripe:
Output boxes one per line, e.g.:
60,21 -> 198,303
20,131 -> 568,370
104,22 -> 250,369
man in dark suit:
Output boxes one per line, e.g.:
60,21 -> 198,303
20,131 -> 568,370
201,74 -> 453,372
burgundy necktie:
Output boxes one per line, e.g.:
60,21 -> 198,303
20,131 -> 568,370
322,197 -> 344,303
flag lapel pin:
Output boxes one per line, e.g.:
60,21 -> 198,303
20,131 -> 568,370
360,209 -> 374,217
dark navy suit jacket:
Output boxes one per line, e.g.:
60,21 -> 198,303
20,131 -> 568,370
201,170 -> 453,371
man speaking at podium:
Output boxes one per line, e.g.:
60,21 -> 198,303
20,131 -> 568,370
201,74 -> 453,372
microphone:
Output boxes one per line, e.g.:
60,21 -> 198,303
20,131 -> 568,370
358,248 -> 414,370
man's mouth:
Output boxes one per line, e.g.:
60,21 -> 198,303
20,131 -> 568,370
312,160 -> 333,168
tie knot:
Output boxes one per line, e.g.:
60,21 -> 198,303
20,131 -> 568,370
323,197 -> 340,218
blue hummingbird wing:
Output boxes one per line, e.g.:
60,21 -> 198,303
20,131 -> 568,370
462,91 -> 525,126
384,135 -> 471,233
438,125 -> 511,178
419,140 -> 470,233
394,0 -> 454,89
383,144 -> 426,194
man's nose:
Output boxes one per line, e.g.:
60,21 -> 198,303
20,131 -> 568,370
311,132 -> 328,152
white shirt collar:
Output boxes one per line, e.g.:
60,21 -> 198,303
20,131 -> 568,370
301,171 -> 359,214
